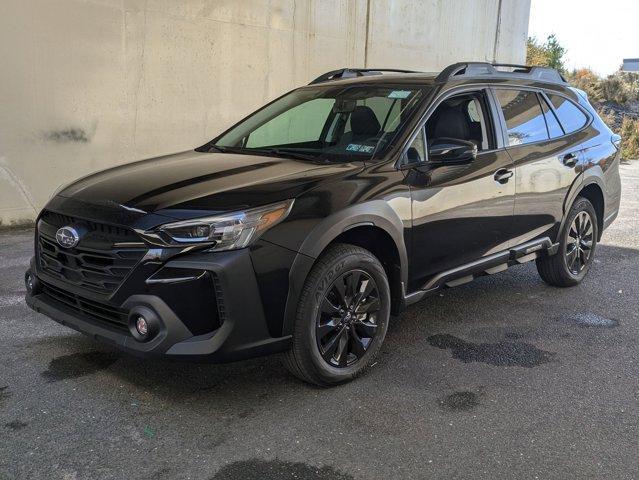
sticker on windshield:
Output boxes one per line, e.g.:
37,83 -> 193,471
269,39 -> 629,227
388,90 -> 411,99
346,144 -> 375,153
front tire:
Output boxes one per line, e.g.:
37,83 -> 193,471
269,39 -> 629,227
283,244 -> 390,386
536,197 -> 598,287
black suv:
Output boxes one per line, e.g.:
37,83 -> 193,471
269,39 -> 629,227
25,63 -> 621,385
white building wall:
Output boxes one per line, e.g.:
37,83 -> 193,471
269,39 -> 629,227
0,0 -> 530,226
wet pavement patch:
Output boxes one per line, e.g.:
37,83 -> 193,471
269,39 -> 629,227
427,334 -> 553,368
4,421 -> 28,431
41,351 -> 120,382
564,313 -> 619,328
210,459 -> 355,480
440,391 -> 480,411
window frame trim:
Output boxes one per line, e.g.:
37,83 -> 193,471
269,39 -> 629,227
537,91 -> 566,137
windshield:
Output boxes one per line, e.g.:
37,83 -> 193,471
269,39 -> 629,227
212,85 -> 426,161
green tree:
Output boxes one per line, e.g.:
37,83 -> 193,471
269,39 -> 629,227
545,34 -> 566,71
526,34 -> 566,72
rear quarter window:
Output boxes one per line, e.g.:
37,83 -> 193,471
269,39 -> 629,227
548,94 -> 588,134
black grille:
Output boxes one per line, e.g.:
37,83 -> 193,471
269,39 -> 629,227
41,280 -> 129,332
37,210 -> 146,294
40,211 -> 139,240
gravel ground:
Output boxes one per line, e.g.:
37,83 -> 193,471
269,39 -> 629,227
1,162 -> 638,480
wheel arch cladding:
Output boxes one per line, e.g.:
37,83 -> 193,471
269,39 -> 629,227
282,202 -> 408,335
578,182 -> 605,240
297,201 -> 407,273
328,225 -> 403,315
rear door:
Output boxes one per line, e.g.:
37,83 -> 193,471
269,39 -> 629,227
492,88 -> 587,245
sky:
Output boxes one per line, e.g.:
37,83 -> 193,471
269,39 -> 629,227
528,0 -> 639,76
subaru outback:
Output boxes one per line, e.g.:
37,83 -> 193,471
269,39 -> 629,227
25,62 -> 622,386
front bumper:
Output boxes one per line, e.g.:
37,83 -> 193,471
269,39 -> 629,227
26,248 -> 292,362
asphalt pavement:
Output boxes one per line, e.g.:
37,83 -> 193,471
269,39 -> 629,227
1,162 -> 638,480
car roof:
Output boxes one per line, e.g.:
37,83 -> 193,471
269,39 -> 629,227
303,72 -> 439,87
304,63 -> 568,90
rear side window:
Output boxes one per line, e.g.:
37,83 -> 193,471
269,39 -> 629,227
548,94 -> 588,133
539,95 -> 564,138
495,89 -> 549,146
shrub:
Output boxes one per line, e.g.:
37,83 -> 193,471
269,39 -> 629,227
596,107 -> 618,130
567,69 -> 604,102
620,117 -> 639,160
600,75 -> 629,105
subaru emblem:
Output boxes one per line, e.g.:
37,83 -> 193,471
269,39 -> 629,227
56,226 -> 80,249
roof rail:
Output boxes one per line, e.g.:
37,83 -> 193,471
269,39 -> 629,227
435,62 -> 567,84
309,68 -> 420,85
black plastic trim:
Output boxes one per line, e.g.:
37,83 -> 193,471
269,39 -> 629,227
403,237 -> 553,306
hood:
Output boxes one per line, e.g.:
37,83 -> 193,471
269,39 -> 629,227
57,150 -> 362,219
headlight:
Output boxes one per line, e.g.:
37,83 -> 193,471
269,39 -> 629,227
158,199 -> 294,250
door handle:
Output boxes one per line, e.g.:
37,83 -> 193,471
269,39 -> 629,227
494,169 -> 513,184
562,152 -> 578,167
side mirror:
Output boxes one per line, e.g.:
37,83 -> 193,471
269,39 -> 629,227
428,138 -> 477,166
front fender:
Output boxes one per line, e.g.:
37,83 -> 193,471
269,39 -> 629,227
298,200 -> 408,267
281,200 -> 409,336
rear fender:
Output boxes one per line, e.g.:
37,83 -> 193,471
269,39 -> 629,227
558,170 -> 604,242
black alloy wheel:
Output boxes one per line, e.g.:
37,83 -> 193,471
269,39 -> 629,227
283,243 -> 390,386
536,196 -> 598,287
316,269 -> 380,368
565,211 -> 594,275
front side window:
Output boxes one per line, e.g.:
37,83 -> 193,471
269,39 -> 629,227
425,91 -> 494,152
495,89 -> 549,146
214,85 -> 426,162
548,94 -> 588,134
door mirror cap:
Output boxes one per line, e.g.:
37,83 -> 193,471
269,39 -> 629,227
428,138 -> 477,166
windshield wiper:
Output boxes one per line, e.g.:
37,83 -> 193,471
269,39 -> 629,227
208,145 -> 325,162
206,145 -> 230,153
256,148 -> 323,162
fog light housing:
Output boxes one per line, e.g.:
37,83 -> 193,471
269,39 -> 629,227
25,271 -> 41,295
128,306 -> 160,342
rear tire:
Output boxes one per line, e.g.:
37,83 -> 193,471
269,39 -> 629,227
283,244 -> 390,386
536,197 -> 598,287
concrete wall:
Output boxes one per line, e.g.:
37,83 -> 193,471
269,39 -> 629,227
0,0 -> 530,226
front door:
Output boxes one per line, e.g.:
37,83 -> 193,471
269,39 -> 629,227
405,89 -> 515,292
